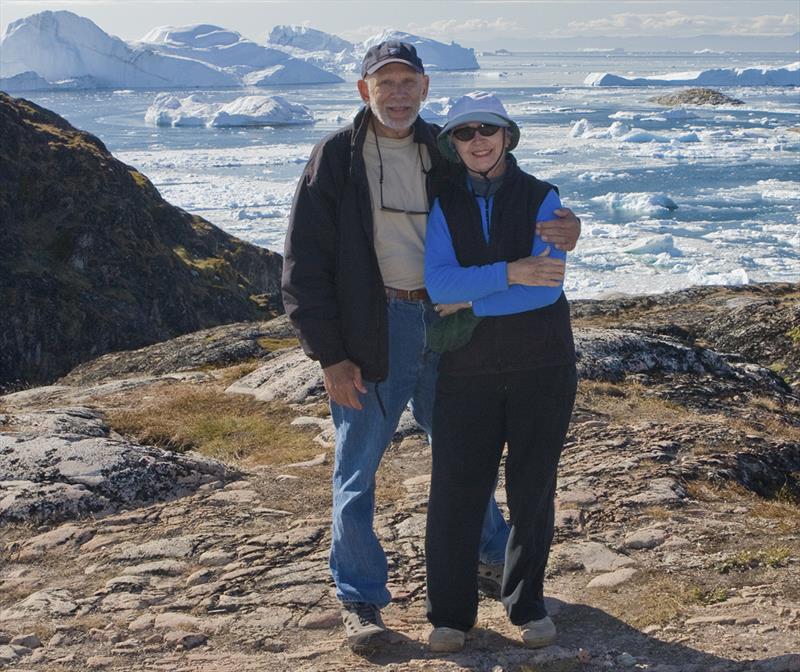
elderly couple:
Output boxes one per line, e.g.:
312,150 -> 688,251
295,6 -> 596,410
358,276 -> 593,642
282,41 -> 578,653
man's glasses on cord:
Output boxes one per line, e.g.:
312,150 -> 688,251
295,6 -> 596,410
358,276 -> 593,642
451,124 -> 502,142
373,121 -> 430,215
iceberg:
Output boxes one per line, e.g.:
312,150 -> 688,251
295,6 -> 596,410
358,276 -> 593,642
0,71 -> 58,92
268,25 -> 354,54
145,93 -> 314,127
363,30 -> 479,71
0,11 -> 343,90
210,95 -> 314,127
624,234 -> 682,256
586,62 -> 800,87
265,25 -> 360,74
139,23 -> 343,85
0,11 -> 237,88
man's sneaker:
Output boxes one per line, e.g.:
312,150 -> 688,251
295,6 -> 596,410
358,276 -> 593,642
340,602 -> 386,649
428,626 -> 466,653
477,561 -> 504,599
521,615 -> 557,649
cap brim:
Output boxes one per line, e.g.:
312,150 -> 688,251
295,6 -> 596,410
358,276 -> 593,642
364,58 -> 424,76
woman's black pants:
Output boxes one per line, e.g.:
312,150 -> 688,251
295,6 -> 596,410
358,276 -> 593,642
425,364 -> 577,631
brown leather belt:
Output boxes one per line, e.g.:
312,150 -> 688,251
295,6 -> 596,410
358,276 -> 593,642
385,286 -> 431,302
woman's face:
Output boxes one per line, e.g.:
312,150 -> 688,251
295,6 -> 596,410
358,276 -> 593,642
452,123 -> 508,178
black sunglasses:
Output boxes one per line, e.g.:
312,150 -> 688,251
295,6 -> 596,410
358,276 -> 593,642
451,124 -> 502,142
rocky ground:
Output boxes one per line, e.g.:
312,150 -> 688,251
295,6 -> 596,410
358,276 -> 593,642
1,283 -> 798,672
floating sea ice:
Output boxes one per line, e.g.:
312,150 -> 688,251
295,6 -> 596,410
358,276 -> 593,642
592,192 -> 679,217
209,96 -> 313,127
624,234 -> 683,257
619,129 -> 671,143
145,93 -> 313,127
687,267 -> 749,286
569,119 -> 630,139
144,93 -> 208,127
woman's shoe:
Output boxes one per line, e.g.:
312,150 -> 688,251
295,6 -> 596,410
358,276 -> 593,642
428,626 -> 466,653
520,616 -> 556,648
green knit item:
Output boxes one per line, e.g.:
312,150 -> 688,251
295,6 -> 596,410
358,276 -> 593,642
427,308 -> 483,353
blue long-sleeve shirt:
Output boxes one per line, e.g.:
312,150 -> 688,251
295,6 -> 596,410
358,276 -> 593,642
424,188 -> 565,317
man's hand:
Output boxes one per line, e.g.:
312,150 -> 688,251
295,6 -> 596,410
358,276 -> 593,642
434,301 -> 471,317
507,246 -> 565,287
535,208 -> 581,252
322,359 -> 367,410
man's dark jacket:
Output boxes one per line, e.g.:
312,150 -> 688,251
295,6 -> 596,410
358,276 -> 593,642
282,107 -> 447,382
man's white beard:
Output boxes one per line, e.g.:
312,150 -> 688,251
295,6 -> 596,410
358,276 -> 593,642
370,102 -> 420,132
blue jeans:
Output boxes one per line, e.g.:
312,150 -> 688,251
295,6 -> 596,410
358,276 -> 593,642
330,298 -> 509,607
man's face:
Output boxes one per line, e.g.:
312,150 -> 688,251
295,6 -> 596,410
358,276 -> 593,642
357,63 -> 429,137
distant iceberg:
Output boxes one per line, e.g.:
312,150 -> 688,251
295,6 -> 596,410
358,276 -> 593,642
145,93 -> 314,127
0,11 -> 238,89
265,25 -> 480,75
586,62 -> 800,87
268,25 -> 354,54
363,30 -> 479,71
0,71 -> 102,92
0,11 -> 343,91
138,23 -> 343,85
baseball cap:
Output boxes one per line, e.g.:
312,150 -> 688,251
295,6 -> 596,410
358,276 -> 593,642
361,40 -> 425,78
437,91 -> 520,162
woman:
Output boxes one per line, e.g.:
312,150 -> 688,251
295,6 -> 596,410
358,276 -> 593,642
423,91 -> 577,652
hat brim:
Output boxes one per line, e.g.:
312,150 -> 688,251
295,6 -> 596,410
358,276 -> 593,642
363,58 -> 425,77
437,112 -> 520,163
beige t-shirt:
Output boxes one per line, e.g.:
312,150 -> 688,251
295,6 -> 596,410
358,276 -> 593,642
362,130 -> 430,290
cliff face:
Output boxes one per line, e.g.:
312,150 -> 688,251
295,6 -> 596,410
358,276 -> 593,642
0,92 -> 283,390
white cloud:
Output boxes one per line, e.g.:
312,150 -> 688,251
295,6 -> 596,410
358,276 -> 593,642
408,18 -> 524,38
567,11 -> 799,36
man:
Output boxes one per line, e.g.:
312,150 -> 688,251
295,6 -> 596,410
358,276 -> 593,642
282,41 -> 581,649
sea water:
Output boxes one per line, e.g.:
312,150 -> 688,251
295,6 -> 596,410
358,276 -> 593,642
20,51 -> 800,298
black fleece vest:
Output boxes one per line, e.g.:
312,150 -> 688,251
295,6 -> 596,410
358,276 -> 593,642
437,162 -> 576,376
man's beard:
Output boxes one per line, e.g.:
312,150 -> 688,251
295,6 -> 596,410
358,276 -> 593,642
369,101 -> 420,132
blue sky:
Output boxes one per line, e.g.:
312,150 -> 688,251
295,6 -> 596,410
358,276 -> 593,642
1,0 -> 798,49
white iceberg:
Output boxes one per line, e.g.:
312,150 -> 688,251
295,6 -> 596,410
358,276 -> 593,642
210,96 -> 314,127
0,71 -> 57,91
145,93 -> 314,128
624,234 -> 683,256
592,193 -> 679,218
139,23 -> 343,85
268,25 -> 353,54
570,119 -> 630,139
585,62 -> 800,87
0,11 -> 344,90
1,11 -> 237,88
363,30 -> 478,71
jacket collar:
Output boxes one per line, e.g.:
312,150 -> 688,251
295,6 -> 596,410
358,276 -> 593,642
448,154 -> 522,195
349,106 -> 444,177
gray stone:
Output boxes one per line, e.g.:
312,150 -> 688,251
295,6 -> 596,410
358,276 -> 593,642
15,523 -> 94,560
555,541 -> 636,573
623,527 -> 668,550
10,633 -> 40,649
121,560 -> 187,576
587,568 -> 638,589
115,535 -> 202,560
0,412 -> 238,524
0,588 -> 78,621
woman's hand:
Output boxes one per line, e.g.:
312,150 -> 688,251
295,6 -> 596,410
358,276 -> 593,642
507,246 -> 565,287
435,301 -> 471,317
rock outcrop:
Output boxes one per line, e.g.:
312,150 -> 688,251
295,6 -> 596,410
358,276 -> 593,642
0,92 -> 283,391
648,87 -> 745,107
0,282 -> 798,671
0,407 -> 237,523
